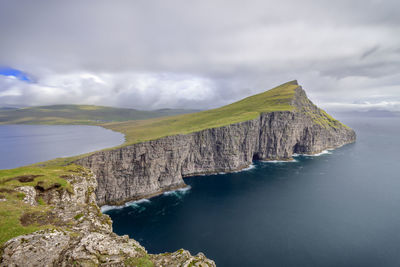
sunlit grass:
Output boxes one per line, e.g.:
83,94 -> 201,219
103,81 -> 298,145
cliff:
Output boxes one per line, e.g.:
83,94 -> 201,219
76,81 -> 356,206
0,168 -> 215,266
0,81 -> 355,266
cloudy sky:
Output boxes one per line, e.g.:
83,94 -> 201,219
0,0 -> 399,112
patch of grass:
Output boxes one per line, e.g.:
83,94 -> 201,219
74,213 -> 84,220
0,164 -> 82,193
0,198 -> 52,245
37,197 -> 45,206
19,210 -> 59,227
16,193 -> 25,200
124,255 -> 154,267
300,102 -> 347,129
188,259 -> 200,267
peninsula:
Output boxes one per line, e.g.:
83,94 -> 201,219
76,80 -> 356,206
0,81 -> 355,266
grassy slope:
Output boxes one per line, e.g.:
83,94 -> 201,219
0,164 -> 83,245
103,81 -> 298,145
0,104 -> 199,125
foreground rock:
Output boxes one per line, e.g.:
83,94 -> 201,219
0,170 -> 215,267
77,83 -> 356,206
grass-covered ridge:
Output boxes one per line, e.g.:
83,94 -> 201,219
103,81 -> 299,145
0,104 -> 199,125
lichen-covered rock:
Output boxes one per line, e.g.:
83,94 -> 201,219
16,186 -> 37,206
0,172 -> 215,267
1,230 -> 70,267
151,250 -> 216,267
76,86 -> 356,206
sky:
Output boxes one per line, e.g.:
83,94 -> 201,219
0,0 -> 399,112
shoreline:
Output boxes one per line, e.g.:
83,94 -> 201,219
100,143 -> 352,212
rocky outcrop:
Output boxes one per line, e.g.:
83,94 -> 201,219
76,85 -> 356,206
0,170 -> 215,267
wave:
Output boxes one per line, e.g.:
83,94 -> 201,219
163,186 -> 192,198
295,150 -> 333,157
100,198 -> 151,213
240,164 -> 256,171
262,160 -> 297,163
192,164 -> 256,177
261,159 -> 297,163
231,164 -> 256,173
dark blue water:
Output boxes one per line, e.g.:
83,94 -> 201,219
0,125 -> 124,169
106,117 -> 400,267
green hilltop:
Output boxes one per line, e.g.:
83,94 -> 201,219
0,104 -> 199,125
103,80 -> 299,145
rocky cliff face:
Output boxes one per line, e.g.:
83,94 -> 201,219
76,85 -> 356,206
0,169 -> 215,267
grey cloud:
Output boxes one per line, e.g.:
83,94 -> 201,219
0,0 -> 399,112
360,45 -> 380,60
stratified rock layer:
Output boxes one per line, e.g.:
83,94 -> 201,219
77,85 -> 356,206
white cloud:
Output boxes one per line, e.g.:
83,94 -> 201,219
0,72 -> 217,109
323,101 -> 400,112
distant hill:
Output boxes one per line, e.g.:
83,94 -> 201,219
0,105 -> 200,125
0,107 -> 21,111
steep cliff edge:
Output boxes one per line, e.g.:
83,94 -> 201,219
0,167 -> 215,266
76,81 -> 356,206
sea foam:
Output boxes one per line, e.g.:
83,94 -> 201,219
300,150 -> 332,157
163,186 -> 192,198
100,198 -> 151,213
232,164 -> 256,173
261,159 -> 297,163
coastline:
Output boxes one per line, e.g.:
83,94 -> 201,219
100,141 -> 355,212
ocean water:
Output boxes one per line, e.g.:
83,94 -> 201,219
105,116 -> 400,267
0,125 -> 124,169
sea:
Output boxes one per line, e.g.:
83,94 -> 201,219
104,116 -> 400,267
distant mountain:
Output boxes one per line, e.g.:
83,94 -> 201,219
0,104 -> 199,125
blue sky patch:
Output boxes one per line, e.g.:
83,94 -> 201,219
0,67 -> 32,82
